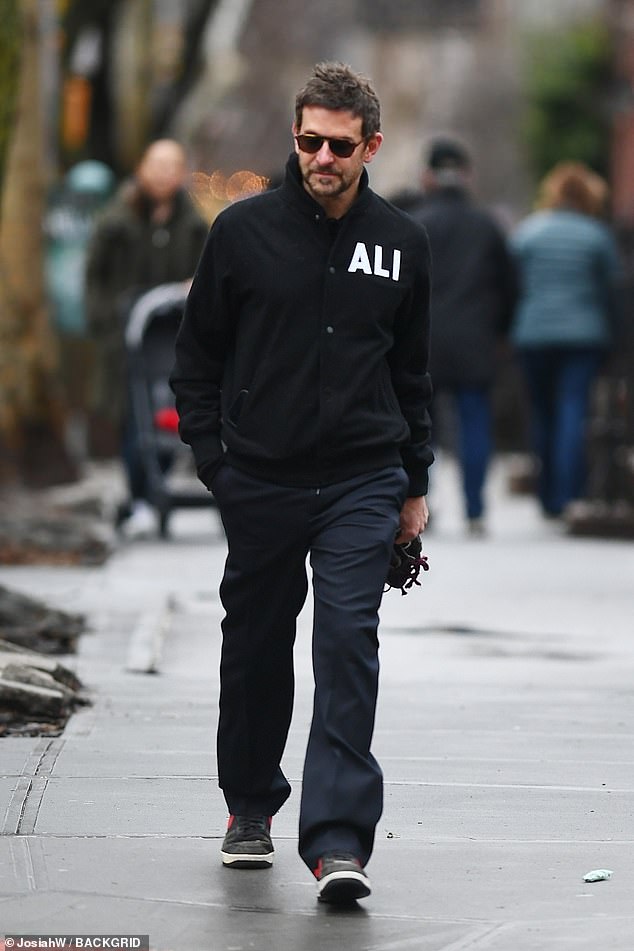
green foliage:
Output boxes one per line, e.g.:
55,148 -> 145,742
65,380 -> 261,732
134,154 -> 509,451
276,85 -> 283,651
0,0 -> 22,209
522,19 -> 612,183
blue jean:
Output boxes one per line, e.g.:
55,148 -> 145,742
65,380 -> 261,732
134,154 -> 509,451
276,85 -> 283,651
120,411 -> 171,504
210,464 -> 408,870
519,347 -> 602,516
455,387 -> 493,520
433,387 -> 492,520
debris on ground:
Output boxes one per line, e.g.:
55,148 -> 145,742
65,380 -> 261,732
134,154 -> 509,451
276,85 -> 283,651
0,587 -> 90,736
0,509 -> 112,566
0,584 -> 86,654
583,869 -> 614,883
0,473 -> 115,567
0,640 -> 89,737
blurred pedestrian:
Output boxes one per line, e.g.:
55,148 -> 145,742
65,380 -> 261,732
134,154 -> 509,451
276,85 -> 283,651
409,137 -> 517,534
511,161 -> 621,518
44,161 -> 116,459
85,139 -> 208,537
170,61 -> 433,903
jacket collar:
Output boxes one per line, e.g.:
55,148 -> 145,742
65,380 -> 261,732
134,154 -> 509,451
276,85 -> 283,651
280,152 -> 372,220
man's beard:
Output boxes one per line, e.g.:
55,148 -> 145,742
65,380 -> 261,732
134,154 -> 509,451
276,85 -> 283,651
304,167 -> 348,199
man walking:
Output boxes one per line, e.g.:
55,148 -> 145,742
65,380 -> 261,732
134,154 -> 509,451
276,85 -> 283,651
86,139 -> 208,536
410,137 -> 517,534
170,62 -> 433,903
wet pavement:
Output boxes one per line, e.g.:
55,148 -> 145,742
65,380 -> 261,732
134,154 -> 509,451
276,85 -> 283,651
1,455 -> 633,950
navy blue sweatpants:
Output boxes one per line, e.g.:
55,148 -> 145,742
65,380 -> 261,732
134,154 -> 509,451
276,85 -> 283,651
210,463 -> 408,870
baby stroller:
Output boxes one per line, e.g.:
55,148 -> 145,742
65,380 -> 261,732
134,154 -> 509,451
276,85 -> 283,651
122,282 -> 214,538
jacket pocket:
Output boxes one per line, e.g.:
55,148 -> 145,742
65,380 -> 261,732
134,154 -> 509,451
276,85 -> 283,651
378,367 -> 401,418
227,389 -> 249,428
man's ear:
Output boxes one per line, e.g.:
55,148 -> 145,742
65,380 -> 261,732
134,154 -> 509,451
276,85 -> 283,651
292,122 -> 299,153
364,132 -> 383,164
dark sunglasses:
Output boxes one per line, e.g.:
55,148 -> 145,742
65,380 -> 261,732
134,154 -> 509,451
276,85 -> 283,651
295,133 -> 366,159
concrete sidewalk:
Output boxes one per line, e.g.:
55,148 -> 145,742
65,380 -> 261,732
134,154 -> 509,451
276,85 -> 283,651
1,456 -> 633,950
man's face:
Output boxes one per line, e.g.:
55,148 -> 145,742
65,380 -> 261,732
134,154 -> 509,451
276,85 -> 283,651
293,106 -> 382,216
137,141 -> 187,203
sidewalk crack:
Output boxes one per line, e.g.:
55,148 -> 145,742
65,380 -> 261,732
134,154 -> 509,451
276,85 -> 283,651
1,738 -> 65,836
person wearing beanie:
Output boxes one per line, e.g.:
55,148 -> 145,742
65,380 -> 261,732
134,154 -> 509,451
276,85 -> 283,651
409,136 -> 517,534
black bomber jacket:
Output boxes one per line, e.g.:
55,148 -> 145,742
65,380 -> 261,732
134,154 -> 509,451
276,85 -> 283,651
170,153 -> 434,495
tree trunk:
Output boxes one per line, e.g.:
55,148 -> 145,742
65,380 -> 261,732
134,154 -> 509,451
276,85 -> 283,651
111,0 -> 155,170
0,0 -> 76,488
0,0 -> 21,212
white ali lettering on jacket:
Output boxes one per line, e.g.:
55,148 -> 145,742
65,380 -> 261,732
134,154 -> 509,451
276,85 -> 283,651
347,242 -> 402,282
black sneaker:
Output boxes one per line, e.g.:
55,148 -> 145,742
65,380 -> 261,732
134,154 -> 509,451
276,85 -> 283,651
221,815 -> 274,868
313,851 -> 371,903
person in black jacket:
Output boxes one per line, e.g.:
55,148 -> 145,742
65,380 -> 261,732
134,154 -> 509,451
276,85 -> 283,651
170,62 -> 433,904
410,138 -> 517,534
85,139 -> 208,537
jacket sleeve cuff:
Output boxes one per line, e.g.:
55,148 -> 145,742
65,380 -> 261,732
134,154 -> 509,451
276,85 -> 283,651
406,472 -> 429,498
186,433 -> 224,489
197,457 -> 224,490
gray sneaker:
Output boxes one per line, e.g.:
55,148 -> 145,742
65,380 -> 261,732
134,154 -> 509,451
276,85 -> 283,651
313,851 -> 371,903
221,815 -> 274,868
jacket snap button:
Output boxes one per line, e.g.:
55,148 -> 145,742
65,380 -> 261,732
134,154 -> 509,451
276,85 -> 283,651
326,326 -> 334,334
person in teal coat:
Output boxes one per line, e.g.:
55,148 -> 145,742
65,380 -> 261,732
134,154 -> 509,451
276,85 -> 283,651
511,161 -> 621,517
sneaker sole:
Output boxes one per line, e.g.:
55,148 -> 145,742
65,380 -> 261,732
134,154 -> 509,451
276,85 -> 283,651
317,870 -> 371,903
221,850 -> 274,869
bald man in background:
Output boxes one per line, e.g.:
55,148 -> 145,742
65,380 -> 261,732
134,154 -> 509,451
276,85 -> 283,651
85,140 -> 208,536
